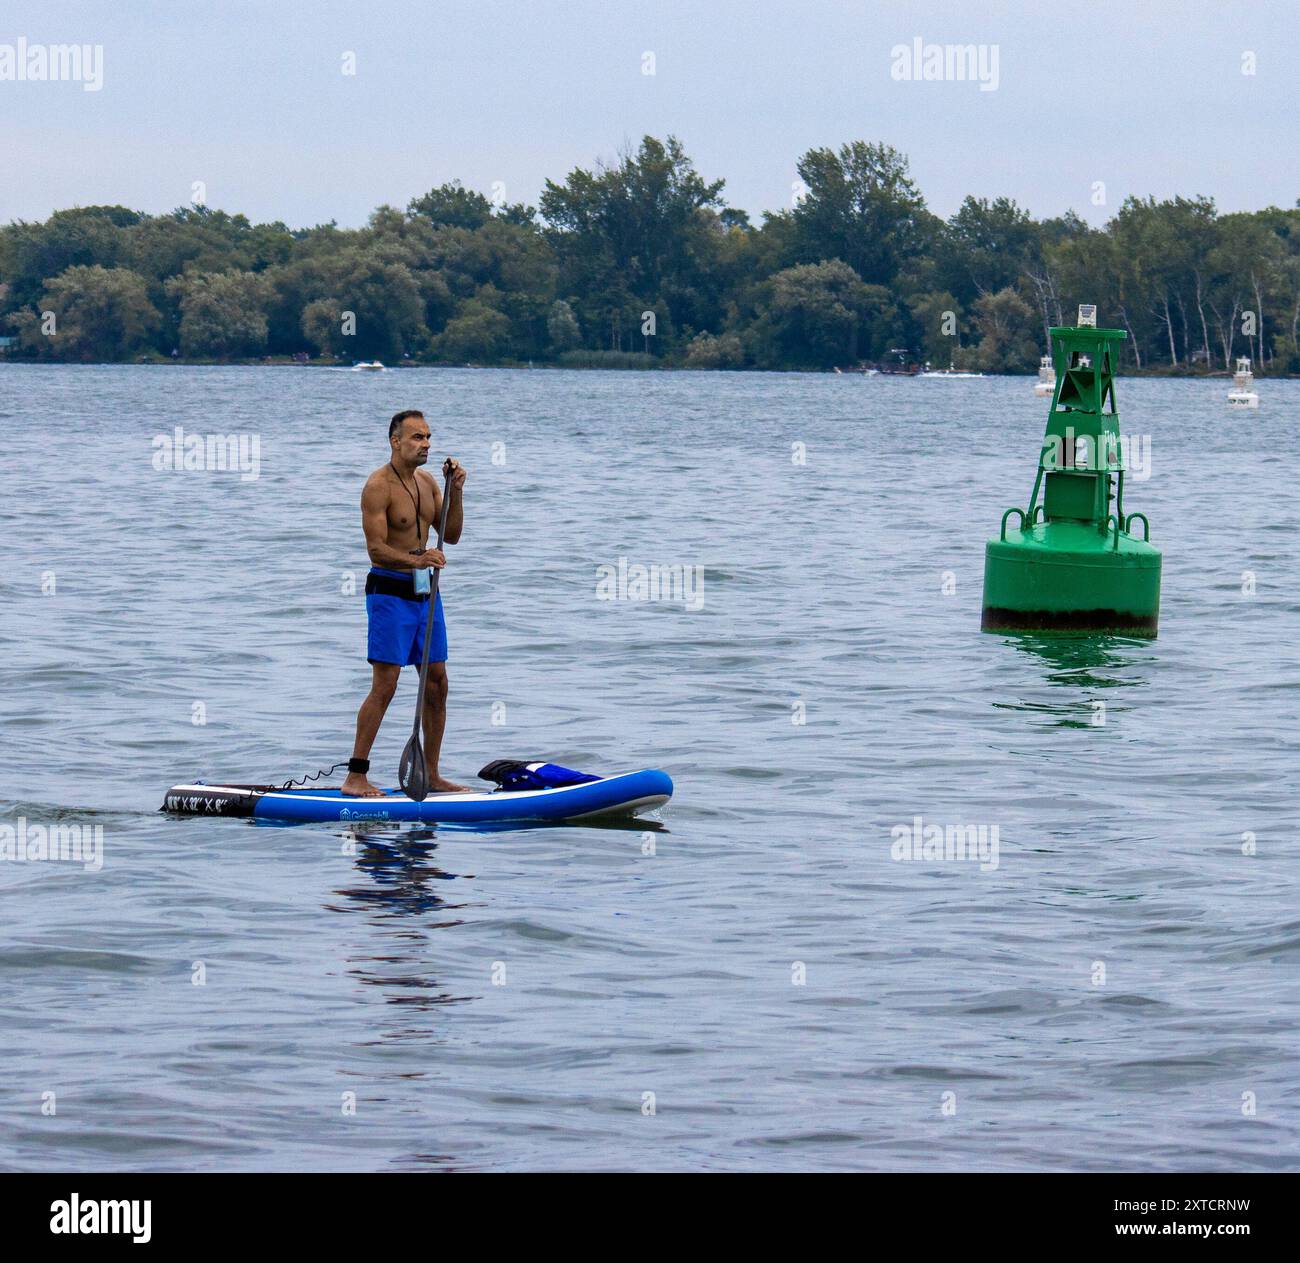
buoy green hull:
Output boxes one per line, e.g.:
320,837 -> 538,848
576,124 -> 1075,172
982,521 -> 1162,636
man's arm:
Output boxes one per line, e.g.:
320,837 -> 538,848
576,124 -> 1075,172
444,477 -> 464,545
422,461 -> 465,545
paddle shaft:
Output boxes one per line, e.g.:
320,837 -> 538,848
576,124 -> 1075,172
410,461 -> 455,742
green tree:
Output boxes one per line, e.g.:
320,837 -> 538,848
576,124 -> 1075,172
752,260 -> 885,368
906,291 -> 966,364
541,135 -> 728,352
431,299 -> 511,361
547,299 -> 582,351
295,249 -> 426,360
1112,197 -> 1188,367
780,141 -> 927,285
1201,215 -> 1259,370
301,298 -> 346,357
1,206 -> 138,310
936,196 -> 1041,307
422,219 -> 557,353
684,330 -> 744,368
165,270 -> 273,357
13,264 -> 158,360
7,140 -> 1300,375
1208,211 -> 1287,369
971,288 -> 1039,372
408,181 -> 494,230
1048,228 -> 1138,364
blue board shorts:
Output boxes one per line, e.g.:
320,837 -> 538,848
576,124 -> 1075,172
365,568 -> 447,666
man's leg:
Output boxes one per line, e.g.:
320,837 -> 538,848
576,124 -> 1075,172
421,663 -> 469,792
341,662 -> 402,796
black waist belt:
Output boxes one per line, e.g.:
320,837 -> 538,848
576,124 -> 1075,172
366,572 -> 425,601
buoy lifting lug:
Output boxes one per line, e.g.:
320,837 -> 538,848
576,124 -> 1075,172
1125,512 -> 1150,541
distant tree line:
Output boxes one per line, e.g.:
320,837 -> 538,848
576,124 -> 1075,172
3,136 -> 1298,373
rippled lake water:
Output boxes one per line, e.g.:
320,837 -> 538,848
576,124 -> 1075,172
1,363 -> 1297,1171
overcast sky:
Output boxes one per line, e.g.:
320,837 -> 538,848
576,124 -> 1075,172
2,0 -> 1295,229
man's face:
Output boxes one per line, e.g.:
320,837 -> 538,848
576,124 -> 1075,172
395,417 -> 431,465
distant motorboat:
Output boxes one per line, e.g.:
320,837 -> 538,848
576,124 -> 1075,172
878,348 -> 921,375
920,361 -> 985,379
1033,354 -> 1056,396
352,361 -> 386,372
1227,356 -> 1259,409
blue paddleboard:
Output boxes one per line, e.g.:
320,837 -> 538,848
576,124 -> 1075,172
162,769 -> 672,825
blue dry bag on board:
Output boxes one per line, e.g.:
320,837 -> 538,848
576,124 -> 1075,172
477,760 -> 602,792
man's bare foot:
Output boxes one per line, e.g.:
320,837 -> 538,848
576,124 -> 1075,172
427,775 -> 473,793
340,773 -> 386,798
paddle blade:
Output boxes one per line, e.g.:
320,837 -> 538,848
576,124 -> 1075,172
399,735 -> 428,801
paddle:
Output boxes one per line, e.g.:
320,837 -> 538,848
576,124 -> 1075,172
398,458 -> 454,802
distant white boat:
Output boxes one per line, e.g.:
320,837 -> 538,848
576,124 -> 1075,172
1227,356 -> 1259,409
1033,354 -> 1056,396
352,361 -> 386,372
920,361 -> 984,379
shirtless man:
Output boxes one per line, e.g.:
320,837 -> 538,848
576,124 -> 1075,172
340,409 -> 468,797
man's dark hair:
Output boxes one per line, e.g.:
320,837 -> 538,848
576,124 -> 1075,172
389,409 -> 424,441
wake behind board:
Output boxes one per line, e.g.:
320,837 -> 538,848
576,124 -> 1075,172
162,769 -> 672,825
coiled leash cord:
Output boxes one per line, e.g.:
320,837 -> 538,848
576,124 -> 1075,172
275,762 -> 350,790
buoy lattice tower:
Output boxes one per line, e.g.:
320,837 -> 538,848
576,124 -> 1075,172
980,305 -> 1162,636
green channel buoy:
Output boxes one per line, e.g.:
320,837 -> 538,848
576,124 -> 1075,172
981,305 -> 1162,637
